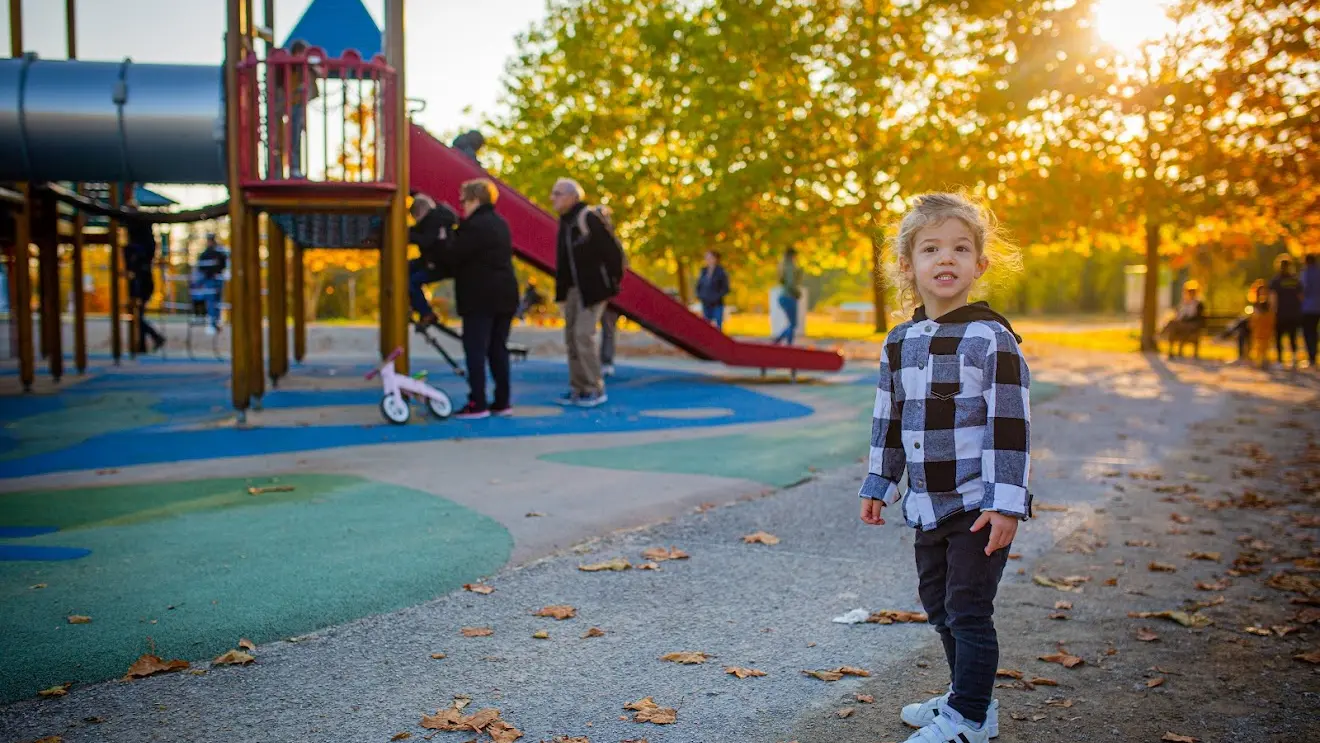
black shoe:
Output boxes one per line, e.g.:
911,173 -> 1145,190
454,402 -> 490,420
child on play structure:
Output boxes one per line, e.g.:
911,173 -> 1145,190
859,192 -> 1029,743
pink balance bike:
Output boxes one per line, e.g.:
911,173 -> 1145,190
366,347 -> 454,425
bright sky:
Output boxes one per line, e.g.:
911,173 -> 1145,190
0,0 -> 548,205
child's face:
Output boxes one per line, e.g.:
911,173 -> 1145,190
903,218 -> 987,308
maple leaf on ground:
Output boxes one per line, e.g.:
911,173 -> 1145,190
1030,677 -> 1059,686
578,558 -> 631,572
535,605 -> 577,620
1049,612 -> 1070,620
1054,601 -> 1073,610
1126,540 -> 1157,547
238,638 -> 256,651
488,719 -> 524,743
1170,513 -> 1193,524
996,669 -> 1024,679
1033,575 -> 1089,592
123,654 -> 189,680
38,683 -> 72,697
1147,677 -> 1166,688
804,669 -> 844,682
637,562 -> 661,570
1039,652 -> 1084,669
461,627 -> 495,637
430,652 -> 447,659
1244,626 -> 1273,636
1136,627 -> 1160,642
463,583 -> 495,595
867,610 -> 928,624
1266,573 -> 1320,595
742,531 -> 780,545
641,546 -> 689,562
1149,562 -> 1178,573
624,697 -> 677,724
1128,610 -> 1213,628
212,650 -> 255,666
67,615 -> 91,624
391,733 -> 411,741
836,707 -> 855,718
725,666 -> 766,678
1162,734 -> 1199,743
582,627 -> 606,639
661,651 -> 710,665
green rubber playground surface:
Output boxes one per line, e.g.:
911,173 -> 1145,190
540,382 -> 1062,486
0,474 -> 512,703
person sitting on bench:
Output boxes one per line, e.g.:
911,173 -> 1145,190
1163,280 -> 1205,359
407,192 -> 459,328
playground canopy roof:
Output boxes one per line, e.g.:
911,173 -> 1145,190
282,0 -> 383,59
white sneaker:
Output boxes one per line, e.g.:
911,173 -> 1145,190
905,712 -> 991,743
205,325 -> 218,337
602,364 -> 615,377
902,693 -> 998,739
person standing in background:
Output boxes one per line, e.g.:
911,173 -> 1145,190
696,250 -> 731,330
122,198 -> 165,353
193,233 -> 228,335
1268,255 -> 1304,367
773,247 -> 802,345
1300,253 -> 1320,368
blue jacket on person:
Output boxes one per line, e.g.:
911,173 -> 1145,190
696,264 -> 730,307
1302,262 -> 1320,315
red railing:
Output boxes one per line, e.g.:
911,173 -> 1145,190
236,47 -> 397,188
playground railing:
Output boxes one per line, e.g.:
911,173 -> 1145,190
236,47 -> 398,189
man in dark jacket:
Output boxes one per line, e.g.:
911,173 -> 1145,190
407,192 -> 459,326
696,249 -> 731,329
122,200 -> 165,352
448,179 -> 520,419
550,178 -> 624,407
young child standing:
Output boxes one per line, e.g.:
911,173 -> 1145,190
859,193 -> 1030,743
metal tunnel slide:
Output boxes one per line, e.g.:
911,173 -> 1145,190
409,125 -> 844,373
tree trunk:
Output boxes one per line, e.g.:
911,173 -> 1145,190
1140,215 -> 1161,352
675,256 -> 692,308
870,234 -> 888,333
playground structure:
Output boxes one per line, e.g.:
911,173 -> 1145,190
1,0 -> 844,421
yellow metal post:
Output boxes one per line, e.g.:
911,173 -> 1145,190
384,0 -> 409,372
268,221 -> 288,384
107,187 -> 123,364
225,0 -> 252,417
291,245 -> 306,362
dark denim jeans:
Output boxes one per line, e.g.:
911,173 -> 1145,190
914,509 -> 1012,725
409,259 -> 440,321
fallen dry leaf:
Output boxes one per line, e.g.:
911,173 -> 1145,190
1266,573 -> 1319,595
724,666 -> 766,679
1045,697 -> 1074,708
1054,601 -> 1073,610
1170,513 -> 1192,524
1149,561 -> 1178,573
803,668 -> 844,682
1161,734 -> 1199,743
391,733 -> 411,741
1293,649 -> 1320,664
1039,652 -> 1085,669
742,531 -> 780,545
430,653 -> 447,659
1298,608 -> 1320,625
238,638 -> 256,651
582,627 -> 606,639
1030,677 -> 1059,686
488,719 -> 524,743
836,707 -> 855,718
1136,627 -> 1160,642
1187,551 -> 1222,562
1243,626 -> 1273,636
123,654 -> 189,679
38,683 -> 72,698
532,630 -> 550,640
1273,625 -> 1300,637
67,615 -> 91,624
525,512 -> 545,518
867,610 -> 928,624
1195,579 -> 1230,591
996,668 -> 1024,679
1128,610 -> 1213,628
31,583 -> 47,590
624,697 -> 677,724
461,627 -> 495,637
661,651 -> 710,665
1147,677 -> 1166,688
1033,575 -> 1089,592
1049,612 -> 1070,620
1035,503 -> 1069,512
247,485 -> 295,495
535,605 -> 577,620
856,694 -> 875,703
212,650 -> 254,666
637,562 -> 661,570
578,557 -> 632,572
464,583 -> 495,595
641,546 -> 689,562
1126,539 -> 1157,547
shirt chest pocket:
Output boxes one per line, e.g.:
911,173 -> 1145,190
926,354 -> 963,400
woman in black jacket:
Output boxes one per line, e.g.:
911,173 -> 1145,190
447,179 -> 520,419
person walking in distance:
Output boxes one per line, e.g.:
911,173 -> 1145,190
860,193 -> 1030,743
1299,253 -> 1320,368
696,250 -> 731,330
773,247 -> 802,345
447,179 -> 520,419
122,197 -> 166,353
550,178 -> 625,407
1268,254 -> 1304,367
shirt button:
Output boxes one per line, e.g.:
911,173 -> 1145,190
914,442 -> 921,449
924,326 -> 933,334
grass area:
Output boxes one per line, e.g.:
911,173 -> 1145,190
1024,326 -> 1239,362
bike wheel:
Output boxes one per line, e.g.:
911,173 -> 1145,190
426,390 -> 453,419
380,394 -> 411,425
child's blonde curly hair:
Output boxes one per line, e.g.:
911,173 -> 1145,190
885,192 -> 1023,310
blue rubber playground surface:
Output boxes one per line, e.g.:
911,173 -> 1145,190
0,356 -> 818,479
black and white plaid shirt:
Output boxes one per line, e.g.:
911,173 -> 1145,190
859,303 -> 1032,530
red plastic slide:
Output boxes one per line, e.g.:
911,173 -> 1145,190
408,125 -> 844,373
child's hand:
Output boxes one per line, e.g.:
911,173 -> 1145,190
970,510 -> 1019,556
860,498 -> 886,526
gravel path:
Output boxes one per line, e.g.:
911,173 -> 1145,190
5,352 -> 1315,743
